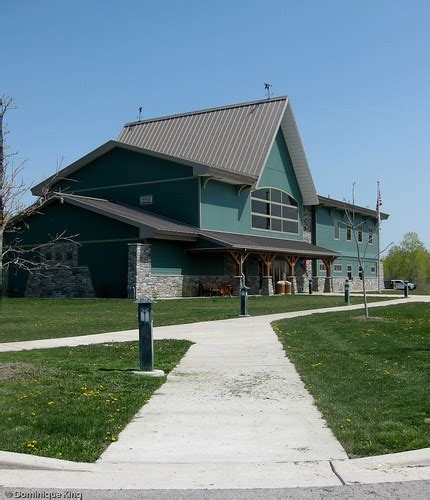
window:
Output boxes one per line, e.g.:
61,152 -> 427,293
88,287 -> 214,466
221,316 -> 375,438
346,226 -> 352,241
334,264 -> 342,272
359,266 -> 364,280
319,263 -> 326,272
45,251 -> 52,261
368,228 -> 373,244
333,220 -> 340,240
370,266 -> 376,273
347,265 -> 353,280
251,188 -> 299,234
358,229 -> 363,242
140,195 -> 153,206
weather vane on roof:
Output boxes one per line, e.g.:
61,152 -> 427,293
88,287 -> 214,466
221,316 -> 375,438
264,83 -> 272,99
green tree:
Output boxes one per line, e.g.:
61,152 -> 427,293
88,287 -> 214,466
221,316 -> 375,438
383,232 -> 430,286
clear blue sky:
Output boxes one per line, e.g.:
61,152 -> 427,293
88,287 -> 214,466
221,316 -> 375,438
3,0 -> 430,249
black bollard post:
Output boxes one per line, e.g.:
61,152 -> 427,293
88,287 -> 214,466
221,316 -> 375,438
240,285 -> 250,317
344,278 -> 350,306
135,296 -> 164,376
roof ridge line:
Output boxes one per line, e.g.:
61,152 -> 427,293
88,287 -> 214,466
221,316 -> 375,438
122,96 -> 289,128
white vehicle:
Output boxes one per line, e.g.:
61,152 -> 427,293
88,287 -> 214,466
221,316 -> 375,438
390,279 -> 416,290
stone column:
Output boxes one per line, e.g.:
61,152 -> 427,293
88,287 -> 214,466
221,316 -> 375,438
261,276 -> 274,295
287,276 -> 297,294
128,243 -> 151,299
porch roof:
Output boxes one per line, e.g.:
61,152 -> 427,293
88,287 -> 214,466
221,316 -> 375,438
195,231 -> 340,258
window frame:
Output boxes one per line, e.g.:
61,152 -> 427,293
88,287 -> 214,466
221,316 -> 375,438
250,187 -> 299,235
333,219 -> 340,240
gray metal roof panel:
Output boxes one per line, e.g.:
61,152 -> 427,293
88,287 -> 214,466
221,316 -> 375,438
317,195 -> 389,220
118,98 -> 287,180
199,230 -> 340,257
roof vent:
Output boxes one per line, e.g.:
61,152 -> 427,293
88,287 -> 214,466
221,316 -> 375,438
140,195 -> 153,206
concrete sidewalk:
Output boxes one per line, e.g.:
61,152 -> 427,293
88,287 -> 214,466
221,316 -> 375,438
2,296 -> 428,353
1,296 -> 429,490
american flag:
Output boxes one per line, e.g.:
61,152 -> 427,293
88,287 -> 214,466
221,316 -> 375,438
376,181 -> 382,225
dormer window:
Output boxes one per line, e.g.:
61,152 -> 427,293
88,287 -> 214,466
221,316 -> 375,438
251,188 -> 299,234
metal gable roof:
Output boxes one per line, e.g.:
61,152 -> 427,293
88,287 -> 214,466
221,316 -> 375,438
119,97 -> 287,178
118,97 -> 319,205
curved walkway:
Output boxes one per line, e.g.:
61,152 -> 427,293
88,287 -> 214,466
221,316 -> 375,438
1,296 -> 429,490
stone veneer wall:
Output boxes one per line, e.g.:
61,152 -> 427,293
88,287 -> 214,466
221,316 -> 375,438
312,276 -> 380,293
128,243 -> 249,298
26,267 -> 95,298
25,242 -> 95,298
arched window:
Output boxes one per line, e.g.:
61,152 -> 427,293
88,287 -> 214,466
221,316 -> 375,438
251,188 -> 299,234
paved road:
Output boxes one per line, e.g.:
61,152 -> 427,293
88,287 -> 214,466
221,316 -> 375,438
2,481 -> 430,499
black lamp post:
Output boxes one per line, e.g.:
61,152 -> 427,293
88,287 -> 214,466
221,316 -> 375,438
135,296 -> 164,377
239,285 -> 250,317
344,278 -> 350,306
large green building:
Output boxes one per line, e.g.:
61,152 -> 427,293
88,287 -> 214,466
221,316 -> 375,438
7,96 -> 388,298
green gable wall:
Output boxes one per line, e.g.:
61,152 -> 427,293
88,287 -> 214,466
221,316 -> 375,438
314,205 -> 379,277
7,201 -> 140,297
52,148 -> 200,226
200,129 -> 303,240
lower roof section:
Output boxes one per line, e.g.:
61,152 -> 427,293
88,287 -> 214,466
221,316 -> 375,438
196,230 -> 339,258
44,193 -> 338,258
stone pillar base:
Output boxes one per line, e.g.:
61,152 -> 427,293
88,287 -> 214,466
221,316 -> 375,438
261,276 -> 274,296
233,276 -> 242,296
287,276 -> 298,295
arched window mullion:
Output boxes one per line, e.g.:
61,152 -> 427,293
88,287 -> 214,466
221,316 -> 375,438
251,187 -> 299,234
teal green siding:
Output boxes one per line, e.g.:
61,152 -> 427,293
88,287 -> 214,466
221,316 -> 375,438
7,201 -> 140,297
53,148 -> 199,226
150,239 -> 225,276
200,130 -> 303,240
315,206 -> 379,277
258,131 -> 303,207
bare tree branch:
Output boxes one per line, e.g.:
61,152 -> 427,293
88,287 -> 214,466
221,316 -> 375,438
1,95 -> 78,283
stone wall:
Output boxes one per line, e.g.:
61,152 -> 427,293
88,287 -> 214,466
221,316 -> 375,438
128,243 -> 246,299
26,267 -> 95,298
312,276 -> 380,293
24,242 -> 95,298
302,206 -> 313,244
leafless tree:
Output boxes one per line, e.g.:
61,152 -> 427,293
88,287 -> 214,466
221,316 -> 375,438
343,183 -> 372,319
1,95 -> 76,287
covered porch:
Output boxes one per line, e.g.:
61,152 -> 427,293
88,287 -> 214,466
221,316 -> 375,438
189,231 -> 340,296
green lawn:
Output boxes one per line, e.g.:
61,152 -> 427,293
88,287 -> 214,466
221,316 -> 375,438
274,302 -> 430,457
0,339 -> 192,462
1,295 -> 386,343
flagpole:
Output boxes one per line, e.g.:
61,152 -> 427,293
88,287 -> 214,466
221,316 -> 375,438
377,181 -> 381,293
